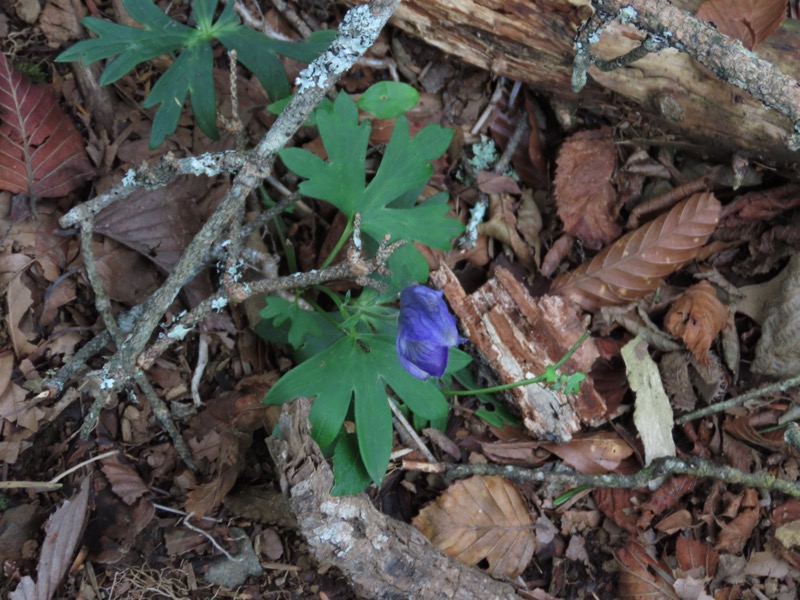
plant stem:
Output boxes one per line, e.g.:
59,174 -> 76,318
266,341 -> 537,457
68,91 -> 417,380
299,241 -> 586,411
441,331 -> 590,397
320,218 -> 354,269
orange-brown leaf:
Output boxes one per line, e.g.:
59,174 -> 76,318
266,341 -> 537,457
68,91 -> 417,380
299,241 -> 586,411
554,127 -> 621,250
664,280 -> 729,364
0,54 -> 94,197
551,192 -> 722,312
676,536 -> 719,577
617,541 -> 678,600
696,0 -> 787,50
412,475 -> 535,578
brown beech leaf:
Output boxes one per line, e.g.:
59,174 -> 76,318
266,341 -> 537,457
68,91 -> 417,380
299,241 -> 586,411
554,127 -> 621,250
664,280 -> 729,365
539,431 -> 635,475
0,54 -> 94,198
616,541 -> 678,600
412,475 -> 535,578
676,536 -> 719,577
551,192 -> 722,312
696,0 -> 787,50
100,454 -> 150,506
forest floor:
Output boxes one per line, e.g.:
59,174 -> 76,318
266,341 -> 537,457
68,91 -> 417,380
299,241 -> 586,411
3,1 -> 800,599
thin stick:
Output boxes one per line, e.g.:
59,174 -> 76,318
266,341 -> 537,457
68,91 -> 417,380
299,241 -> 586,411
388,397 -> 437,463
676,373 -> 800,425
404,454 -> 800,498
1,449 -> 121,491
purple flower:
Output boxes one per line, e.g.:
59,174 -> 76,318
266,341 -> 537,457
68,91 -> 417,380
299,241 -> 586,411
396,285 -> 461,379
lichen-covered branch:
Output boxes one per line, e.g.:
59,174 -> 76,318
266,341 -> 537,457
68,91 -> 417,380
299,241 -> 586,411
405,454 -> 800,498
52,0 -> 402,447
574,0 -> 800,149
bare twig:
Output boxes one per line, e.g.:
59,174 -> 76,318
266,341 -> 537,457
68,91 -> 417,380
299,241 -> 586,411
59,1 -> 401,441
134,372 -> 197,471
404,454 -> 800,498
388,396 -> 437,463
80,220 -> 122,344
136,231 -> 406,372
676,373 -> 800,425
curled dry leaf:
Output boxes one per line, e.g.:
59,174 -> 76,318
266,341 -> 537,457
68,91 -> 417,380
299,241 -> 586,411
696,0 -> 787,50
676,536 -> 719,578
616,541 -> 678,600
539,431 -> 635,475
0,54 -> 94,197
716,492 -> 760,554
664,280 -> 729,365
752,254 -> 800,377
554,127 -> 621,250
412,475 -> 536,578
478,193 -> 533,267
551,192 -> 722,312
540,234 -> 573,278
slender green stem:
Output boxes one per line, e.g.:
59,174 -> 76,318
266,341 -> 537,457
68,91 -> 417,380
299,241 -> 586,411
441,331 -> 591,397
303,295 -> 345,331
320,218 -> 354,269
443,374 -> 547,396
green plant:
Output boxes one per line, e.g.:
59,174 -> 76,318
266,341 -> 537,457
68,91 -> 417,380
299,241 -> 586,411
260,84 -> 589,494
261,86 -> 465,494
56,0 -> 335,148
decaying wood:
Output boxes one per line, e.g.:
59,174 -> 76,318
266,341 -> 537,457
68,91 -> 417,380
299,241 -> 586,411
266,397 -> 519,600
431,264 -> 606,441
337,0 -> 800,168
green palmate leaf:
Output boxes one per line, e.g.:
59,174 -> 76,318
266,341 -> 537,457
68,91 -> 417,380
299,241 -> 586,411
56,0 -> 334,148
279,92 -> 463,284
357,81 -> 419,118
264,333 -> 450,488
331,433 -> 372,496
258,295 -> 341,353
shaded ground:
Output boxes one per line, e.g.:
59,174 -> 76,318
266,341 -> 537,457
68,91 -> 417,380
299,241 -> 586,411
2,1 -> 800,599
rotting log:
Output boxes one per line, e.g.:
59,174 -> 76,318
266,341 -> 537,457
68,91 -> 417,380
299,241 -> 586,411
266,398 -> 519,600
336,0 -> 800,169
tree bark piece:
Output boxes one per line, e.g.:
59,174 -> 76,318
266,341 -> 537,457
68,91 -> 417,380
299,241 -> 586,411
337,0 -> 800,168
266,397 -> 519,600
430,264 -> 606,441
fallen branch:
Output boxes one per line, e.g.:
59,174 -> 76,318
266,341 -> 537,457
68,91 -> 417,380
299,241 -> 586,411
405,454 -> 800,499
267,397 -> 520,599
574,0 -> 800,149
45,0 -> 403,454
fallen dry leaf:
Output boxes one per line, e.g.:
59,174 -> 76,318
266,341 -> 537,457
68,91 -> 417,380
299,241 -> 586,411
552,192 -> 721,312
539,431 -> 635,474
616,540 -> 678,600
676,536 -> 719,578
412,475 -> 536,578
622,335 -> 676,466
10,477 -> 90,600
101,454 -> 150,506
0,54 -> 94,198
716,489 -> 760,554
554,127 -> 621,250
478,193 -> 534,266
696,0 -> 787,50
664,280 -> 729,365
